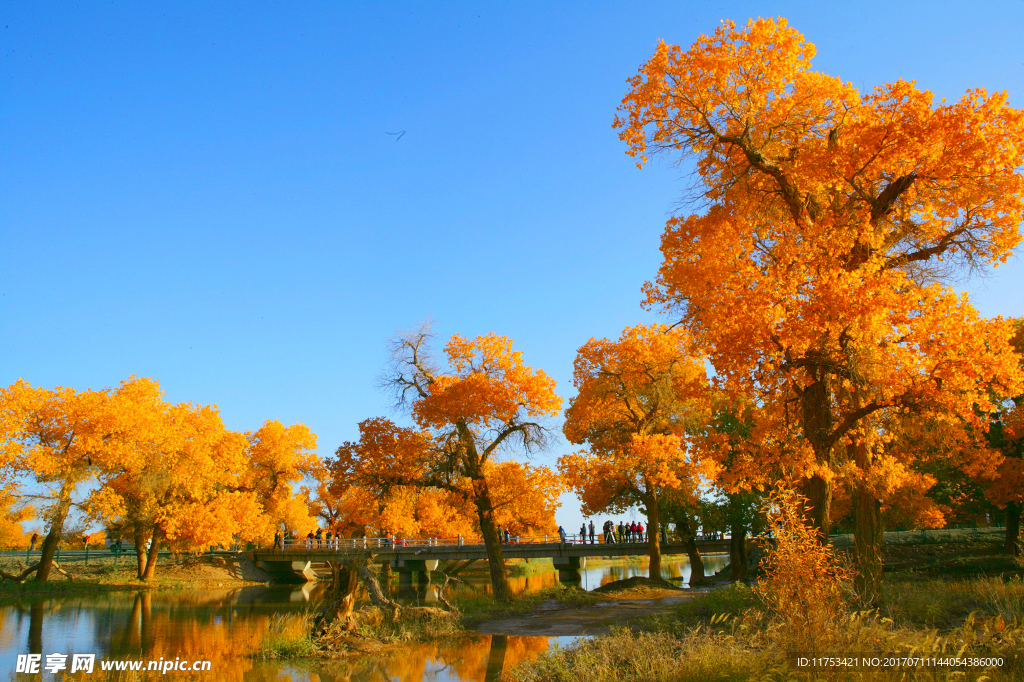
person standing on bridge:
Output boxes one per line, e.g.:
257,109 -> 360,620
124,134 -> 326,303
588,520 -> 595,545
504,527 -> 510,544
273,531 -> 282,552
558,526 -> 566,544
637,521 -> 645,543
497,525 -> 504,544
579,523 -> 586,544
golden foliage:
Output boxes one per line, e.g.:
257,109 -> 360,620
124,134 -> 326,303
756,488 -> 853,652
615,17 -> 1024,519
243,419 -> 320,533
559,324 -> 714,515
327,331 -> 564,552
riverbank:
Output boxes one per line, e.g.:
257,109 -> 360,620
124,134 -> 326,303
0,553 -> 270,600
262,577 -> 690,663
506,542 -> 1024,681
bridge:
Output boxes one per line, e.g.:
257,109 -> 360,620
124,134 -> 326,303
252,534 -> 754,584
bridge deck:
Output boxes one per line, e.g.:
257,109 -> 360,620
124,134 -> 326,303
253,537 -> 744,564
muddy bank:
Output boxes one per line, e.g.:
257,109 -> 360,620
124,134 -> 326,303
472,579 -> 701,636
472,594 -> 694,636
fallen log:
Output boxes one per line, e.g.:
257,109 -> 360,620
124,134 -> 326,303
0,562 -> 41,583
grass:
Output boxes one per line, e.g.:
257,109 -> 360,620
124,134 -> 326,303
0,554 -> 268,602
508,577 -> 1024,681
257,613 -> 317,659
455,584 -> 603,625
506,534 -> 1024,682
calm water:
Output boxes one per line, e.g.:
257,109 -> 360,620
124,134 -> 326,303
1,556 -> 727,681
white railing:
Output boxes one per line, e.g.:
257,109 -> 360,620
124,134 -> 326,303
274,532 -> 679,552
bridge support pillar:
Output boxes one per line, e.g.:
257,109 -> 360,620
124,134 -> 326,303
393,558 -> 439,584
552,556 -> 586,584
256,559 -> 318,584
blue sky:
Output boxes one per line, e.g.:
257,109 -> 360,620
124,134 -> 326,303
3,1 -> 1023,532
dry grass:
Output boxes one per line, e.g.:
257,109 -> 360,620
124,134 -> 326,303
507,495 -> 1024,681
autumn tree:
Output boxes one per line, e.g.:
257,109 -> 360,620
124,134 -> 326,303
616,18 -> 1024,599
335,327 -> 563,601
0,377 -> 155,581
241,420 -> 320,534
984,318 -> 1024,554
559,323 -> 714,579
88,392 -> 267,579
0,482 -> 31,549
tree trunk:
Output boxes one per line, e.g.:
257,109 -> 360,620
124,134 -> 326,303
1006,502 -> 1022,556
357,561 -> 400,611
730,523 -> 748,581
852,442 -> 883,606
800,376 -> 834,539
34,492 -> 73,582
474,485 -> 511,602
134,526 -> 149,579
801,474 -> 832,539
675,510 -> 705,586
141,526 -> 163,581
318,561 -> 360,631
645,498 -> 662,581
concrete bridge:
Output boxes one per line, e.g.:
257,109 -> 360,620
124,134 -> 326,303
252,534 -> 752,584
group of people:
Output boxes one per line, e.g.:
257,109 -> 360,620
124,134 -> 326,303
271,528 -> 341,551
575,519 -> 648,544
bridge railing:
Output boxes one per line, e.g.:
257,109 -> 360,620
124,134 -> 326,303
275,532 -> 673,552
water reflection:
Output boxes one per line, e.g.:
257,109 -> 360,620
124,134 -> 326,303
3,593 -> 568,682
2,557 -> 718,681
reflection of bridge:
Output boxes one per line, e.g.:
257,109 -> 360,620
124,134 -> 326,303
252,535 -> 748,584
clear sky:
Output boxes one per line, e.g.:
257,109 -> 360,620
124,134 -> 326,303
3,1 -> 1023,533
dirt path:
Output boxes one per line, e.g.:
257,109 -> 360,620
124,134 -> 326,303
472,593 -> 698,636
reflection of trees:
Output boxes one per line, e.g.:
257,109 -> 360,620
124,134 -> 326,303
3,588 -> 558,682
309,635 -> 551,682
28,601 -> 43,654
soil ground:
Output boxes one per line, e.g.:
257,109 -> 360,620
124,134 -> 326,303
472,576 -> 692,636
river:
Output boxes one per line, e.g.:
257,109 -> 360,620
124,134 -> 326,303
0,555 -> 728,681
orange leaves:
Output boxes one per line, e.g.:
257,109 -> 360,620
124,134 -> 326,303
560,324 -> 714,514
414,333 -> 561,429
327,330 -> 563,549
243,420 -> 320,531
618,17 -> 1024,521
331,417 -> 435,495
486,461 -> 565,536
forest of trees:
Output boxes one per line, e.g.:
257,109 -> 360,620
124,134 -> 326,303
3,19 -> 1024,607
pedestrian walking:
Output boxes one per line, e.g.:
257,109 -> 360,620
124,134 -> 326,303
273,531 -> 282,552
29,532 -> 38,553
